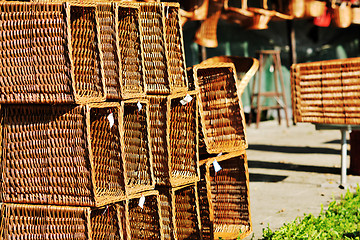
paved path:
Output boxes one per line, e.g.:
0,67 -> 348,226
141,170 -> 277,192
244,120 -> 360,239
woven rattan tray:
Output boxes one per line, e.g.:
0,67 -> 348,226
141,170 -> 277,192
0,103 -> 126,207
119,99 -> 155,195
147,91 -> 200,187
0,203 -> 91,239
0,2 -> 75,104
90,204 -> 123,240
127,190 -> 164,240
198,151 -> 252,240
192,63 -> 248,154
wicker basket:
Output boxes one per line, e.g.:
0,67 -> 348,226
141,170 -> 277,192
138,2 -> 171,95
291,57 -> 360,125
0,2 -> 75,104
91,204 -> 123,240
198,151 -> 252,240
97,3 -> 122,100
162,2 -> 188,93
158,187 -> 175,240
127,190 -> 163,240
147,91 -> 200,187
333,1 -> 353,28
116,2 -> 146,99
352,6 -> 360,24
119,99 -> 155,195
304,0 -> 326,17
0,103 -> 126,207
68,3 -> 106,103
192,63 -> 248,155
0,203 -> 91,239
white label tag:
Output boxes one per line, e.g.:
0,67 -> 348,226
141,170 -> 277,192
180,94 -> 193,105
213,160 -> 222,173
137,101 -> 142,112
138,195 -> 145,208
217,152 -> 223,157
107,113 -> 114,128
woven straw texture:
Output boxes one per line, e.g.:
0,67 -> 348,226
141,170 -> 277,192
197,166 -> 212,240
199,151 -> 252,240
119,99 -> 154,195
69,4 -> 106,103
116,3 -> 146,99
138,2 -> 170,95
127,191 -> 163,240
90,205 -> 122,240
88,102 -> 126,206
117,201 -> 130,240
158,187 -> 175,240
97,3 -> 122,100
162,2 -> 188,93
0,2 -> 74,104
172,184 -> 202,240
0,203 -> 91,239
193,63 -> 248,154
0,103 -> 126,207
291,57 -> 360,125
147,91 -> 200,187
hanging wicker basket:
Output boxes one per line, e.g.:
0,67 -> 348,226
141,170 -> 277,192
305,0 -> 326,17
288,0 -> 306,18
333,1 -> 353,28
352,6 -> 360,24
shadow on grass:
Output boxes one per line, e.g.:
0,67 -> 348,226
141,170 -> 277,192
343,231 -> 360,238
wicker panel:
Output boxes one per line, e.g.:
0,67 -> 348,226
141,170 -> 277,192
172,184 -> 202,240
342,61 -> 360,124
162,2 -> 188,93
158,187 -> 175,240
97,3 -> 122,100
70,4 -> 106,103
89,103 -> 126,206
200,151 -> 252,240
193,63 -> 247,154
128,191 -> 163,240
139,2 -> 170,95
167,92 -> 199,186
197,165 -> 212,240
117,3 -> 146,99
1,103 -> 125,207
0,203 -> 91,239
186,66 -> 196,91
117,201 -> 130,240
91,205 -> 122,240
0,2 -> 74,104
148,95 -> 171,185
120,99 -> 154,195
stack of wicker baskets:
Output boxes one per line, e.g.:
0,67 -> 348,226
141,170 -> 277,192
0,1 -> 251,239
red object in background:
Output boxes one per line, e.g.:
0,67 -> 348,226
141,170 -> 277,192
350,130 -> 360,175
313,7 -> 331,27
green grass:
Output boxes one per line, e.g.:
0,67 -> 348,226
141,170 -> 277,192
263,186 -> 360,240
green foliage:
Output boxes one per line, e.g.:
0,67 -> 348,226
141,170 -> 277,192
263,186 -> 360,239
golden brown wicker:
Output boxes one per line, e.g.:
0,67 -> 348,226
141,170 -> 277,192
200,56 -> 259,96
127,190 -> 164,240
352,6 -> 360,24
68,3 -> 106,103
117,201 -> 130,240
0,2 -> 75,104
0,203 -> 91,239
198,151 -> 252,240
304,0 -> 326,18
116,2 -> 146,99
291,57 -> 360,125
147,91 -> 200,187
332,1 -> 352,28
172,184 -> 203,240
180,0 -> 209,21
162,2 -> 188,94
192,63 -> 248,154
0,103 -> 126,207
158,187 -> 175,240
90,204 -> 122,240
97,3 -> 122,100
138,2 -> 171,95
221,0 -> 255,27
119,99 -> 155,195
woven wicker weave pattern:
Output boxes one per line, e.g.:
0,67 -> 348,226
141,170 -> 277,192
198,165 -> 212,240
158,188 -> 174,240
97,3 -> 122,100
193,63 -> 248,154
128,191 -> 163,240
0,203 -> 91,239
162,2 -> 188,93
139,2 -> 170,95
0,2 -> 74,104
117,201 -> 130,240
117,3 -> 146,99
70,5 -> 106,103
91,205 -> 122,240
88,103 -> 126,206
1,105 -> 93,206
120,99 -> 154,195
173,184 -> 202,240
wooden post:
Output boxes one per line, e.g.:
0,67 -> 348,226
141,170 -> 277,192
287,20 -> 297,65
